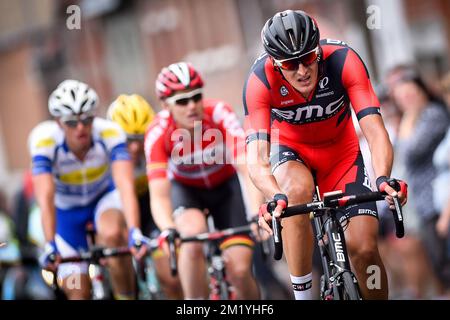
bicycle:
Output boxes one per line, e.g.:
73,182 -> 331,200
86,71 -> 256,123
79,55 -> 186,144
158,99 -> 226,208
142,222 -> 256,300
270,188 -> 404,300
133,237 -> 167,300
42,223 -> 131,300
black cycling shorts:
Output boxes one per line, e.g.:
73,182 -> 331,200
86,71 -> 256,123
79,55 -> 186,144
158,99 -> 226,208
270,145 -> 378,223
170,173 -> 250,234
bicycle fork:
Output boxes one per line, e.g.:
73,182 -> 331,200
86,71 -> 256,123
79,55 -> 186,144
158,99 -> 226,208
324,218 -> 359,299
318,214 -> 359,300
207,245 -> 235,300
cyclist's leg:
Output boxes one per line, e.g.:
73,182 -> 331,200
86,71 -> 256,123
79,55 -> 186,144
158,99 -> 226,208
222,244 -> 258,299
209,174 -> 259,299
151,250 -> 183,299
331,153 -> 388,299
174,208 -> 209,299
55,207 -> 92,299
345,216 -> 387,299
94,189 -> 135,299
139,193 -> 183,299
270,145 -> 315,299
171,181 -> 208,299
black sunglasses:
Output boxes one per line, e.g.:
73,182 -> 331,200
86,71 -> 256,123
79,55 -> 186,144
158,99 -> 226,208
63,116 -> 94,128
172,93 -> 203,106
126,134 -> 144,142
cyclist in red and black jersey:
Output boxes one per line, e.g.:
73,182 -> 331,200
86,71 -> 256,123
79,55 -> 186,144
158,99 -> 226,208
244,10 -> 408,299
145,62 -> 262,299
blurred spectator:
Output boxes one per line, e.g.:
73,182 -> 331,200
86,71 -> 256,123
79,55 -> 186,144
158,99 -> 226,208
1,172 -> 52,300
0,190 -> 19,264
356,83 -> 432,298
434,73 -> 450,283
387,66 -> 450,296
0,189 -> 21,299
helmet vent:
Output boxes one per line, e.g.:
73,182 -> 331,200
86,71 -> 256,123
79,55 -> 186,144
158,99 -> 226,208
80,98 -> 88,111
71,89 -> 77,101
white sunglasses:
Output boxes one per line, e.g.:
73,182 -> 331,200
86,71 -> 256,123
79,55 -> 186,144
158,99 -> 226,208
165,88 -> 203,106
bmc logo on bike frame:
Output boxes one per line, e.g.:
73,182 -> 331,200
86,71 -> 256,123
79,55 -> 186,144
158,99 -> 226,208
271,95 -> 345,124
332,233 -> 346,262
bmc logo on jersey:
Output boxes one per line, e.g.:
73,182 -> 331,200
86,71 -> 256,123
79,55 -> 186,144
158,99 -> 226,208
279,85 -> 289,96
271,95 -> 345,124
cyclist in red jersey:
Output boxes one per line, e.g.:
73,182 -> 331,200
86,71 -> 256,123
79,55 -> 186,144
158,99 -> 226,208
243,10 -> 408,299
145,62 -> 262,299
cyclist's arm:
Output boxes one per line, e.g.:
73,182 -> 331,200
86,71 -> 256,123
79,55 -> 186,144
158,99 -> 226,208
246,139 -> 283,200
32,173 -> 56,242
144,119 -> 174,230
359,115 -> 393,179
149,178 -> 176,230
111,160 -> 140,229
342,48 -> 393,179
235,161 -> 265,218
243,66 -> 282,200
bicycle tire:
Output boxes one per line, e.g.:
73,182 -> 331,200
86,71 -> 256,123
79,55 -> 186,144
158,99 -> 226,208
219,280 -> 230,300
336,271 -> 362,300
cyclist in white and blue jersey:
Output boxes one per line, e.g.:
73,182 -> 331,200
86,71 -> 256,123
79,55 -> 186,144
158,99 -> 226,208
28,80 -> 146,299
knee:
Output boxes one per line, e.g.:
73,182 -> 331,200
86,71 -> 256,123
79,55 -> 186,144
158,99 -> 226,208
348,240 -> 379,266
226,261 -> 252,285
181,243 -> 204,260
98,218 -> 126,246
282,181 -> 314,204
159,273 -> 182,292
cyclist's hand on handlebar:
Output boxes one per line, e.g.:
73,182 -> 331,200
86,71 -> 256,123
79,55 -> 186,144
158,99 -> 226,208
128,227 -> 148,260
157,228 -> 180,256
249,215 -> 270,241
258,194 -> 288,235
376,176 -> 408,209
39,240 -> 59,272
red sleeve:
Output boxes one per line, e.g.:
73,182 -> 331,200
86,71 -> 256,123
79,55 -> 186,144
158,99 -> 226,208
144,120 -> 169,181
342,49 -> 381,121
243,71 -> 272,142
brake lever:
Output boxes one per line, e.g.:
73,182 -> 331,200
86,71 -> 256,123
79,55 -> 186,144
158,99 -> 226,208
392,196 -> 403,223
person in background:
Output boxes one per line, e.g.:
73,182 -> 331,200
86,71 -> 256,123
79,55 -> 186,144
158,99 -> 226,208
388,67 -> 450,297
146,62 -> 262,299
107,94 -> 183,299
28,79 -> 145,299
433,72 -> 450,295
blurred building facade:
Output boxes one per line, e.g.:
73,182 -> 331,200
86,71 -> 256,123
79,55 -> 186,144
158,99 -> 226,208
0,0 -> 449,200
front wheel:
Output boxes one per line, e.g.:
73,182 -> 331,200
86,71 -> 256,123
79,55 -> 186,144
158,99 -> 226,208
334,271 -> 362,300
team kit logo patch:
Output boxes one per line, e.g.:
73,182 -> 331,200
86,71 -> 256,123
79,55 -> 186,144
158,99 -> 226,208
279,85 -> 289,96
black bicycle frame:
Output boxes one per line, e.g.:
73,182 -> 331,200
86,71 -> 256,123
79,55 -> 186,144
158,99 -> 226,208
319,210 -> 357,293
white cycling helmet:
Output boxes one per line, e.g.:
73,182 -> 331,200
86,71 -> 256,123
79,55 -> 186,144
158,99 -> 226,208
48,79 -> 98,117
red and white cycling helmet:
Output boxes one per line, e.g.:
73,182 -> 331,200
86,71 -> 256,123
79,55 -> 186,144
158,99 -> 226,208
155,62 -> 204,99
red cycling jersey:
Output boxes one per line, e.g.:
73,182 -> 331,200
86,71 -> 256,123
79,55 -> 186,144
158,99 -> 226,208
243,39 -> 381,194
144,99 -> 245,188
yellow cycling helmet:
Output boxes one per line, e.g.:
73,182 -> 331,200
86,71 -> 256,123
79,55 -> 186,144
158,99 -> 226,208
107,94 -> 155,137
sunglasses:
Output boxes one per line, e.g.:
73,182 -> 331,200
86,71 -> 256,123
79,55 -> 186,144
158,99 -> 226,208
274,47 -> 320,71
126,134 -> 144,142
166,89 -> 203,106
62,115 -> 94,128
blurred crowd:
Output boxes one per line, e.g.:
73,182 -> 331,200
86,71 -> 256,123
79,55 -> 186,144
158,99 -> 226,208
367,67 -> 450,299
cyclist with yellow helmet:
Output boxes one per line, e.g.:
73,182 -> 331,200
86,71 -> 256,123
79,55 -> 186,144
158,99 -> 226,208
108,94 -> 183,299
